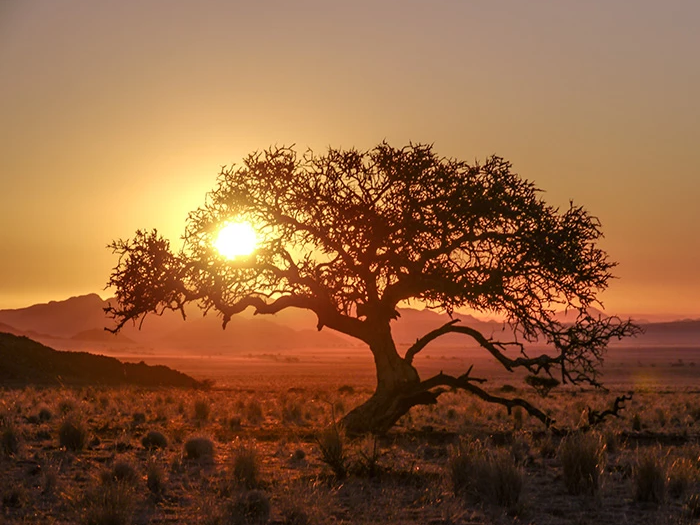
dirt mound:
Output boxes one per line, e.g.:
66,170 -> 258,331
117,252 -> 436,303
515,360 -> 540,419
0,332 -> 202,387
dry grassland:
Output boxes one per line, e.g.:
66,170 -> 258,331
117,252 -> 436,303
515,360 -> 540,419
1,351 -> 699,524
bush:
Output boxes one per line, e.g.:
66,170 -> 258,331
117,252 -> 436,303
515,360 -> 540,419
354,435 -> 382,478
1,420 -> 20,456
280,505 -> 311,525
223,490 -> 271,525
316,423 -> 347,479
281,398 -> 304,425
631,413 -> 642,431
2,485 -> 28,509
686,493 -> 700,519
633,449 -> 667,503
101,460 -> 139,486
246,400 -> 264,426
58,398 -> 76,415
59,418 -> 88,452
668,457 -> 695,499
131,412 -> 146,426
83,482 -> 135,525
524,375 -> 560,397
142,430 -> 168,450
184,437 -> 215,461
558,432 -> 606,495
38,407 -> 53,422
228,416 -> 243,431
232,442 -> 260,489
538,433 -> 558,459
449,439 -> 523,507
146,460 -> 166,497
194,398 -> 211,421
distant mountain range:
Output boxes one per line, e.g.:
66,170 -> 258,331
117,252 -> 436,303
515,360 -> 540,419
0,294 -> 698,355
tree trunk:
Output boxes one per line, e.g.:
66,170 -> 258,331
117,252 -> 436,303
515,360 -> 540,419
341,325 -> 423,435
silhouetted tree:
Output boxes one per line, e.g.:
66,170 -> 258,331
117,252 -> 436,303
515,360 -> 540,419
106,143 -> 638,434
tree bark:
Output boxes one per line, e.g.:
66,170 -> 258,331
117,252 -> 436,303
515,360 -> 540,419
341,324 -> 423,435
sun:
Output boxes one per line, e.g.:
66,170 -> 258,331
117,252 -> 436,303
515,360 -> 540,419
214,221 -> 258,259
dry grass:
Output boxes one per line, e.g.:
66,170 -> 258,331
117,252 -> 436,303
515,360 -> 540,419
315,421 -> 348,479
448,438 -> 523,508
558,431 -> 607,495
633,448 -> 667,503
0,378 -> 699,524
230,441 -> 261,489
58,417 -> 88,451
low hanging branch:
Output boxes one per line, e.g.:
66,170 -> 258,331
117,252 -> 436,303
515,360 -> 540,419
405,319 -> 560,375
416,371 -> 556,428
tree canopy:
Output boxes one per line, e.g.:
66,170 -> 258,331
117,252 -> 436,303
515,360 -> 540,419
107,143 -> 638,434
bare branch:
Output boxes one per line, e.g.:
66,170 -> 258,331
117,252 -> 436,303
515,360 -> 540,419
417,371 -> 556,428
404,319 -> 460,364
404,320 -> 561,374
584,394 -> 633,428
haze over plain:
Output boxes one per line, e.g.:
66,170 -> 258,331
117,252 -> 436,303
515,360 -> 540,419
1,0 -> 698,318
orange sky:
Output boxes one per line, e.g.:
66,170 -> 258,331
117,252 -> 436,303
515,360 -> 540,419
1,1 -> 699,317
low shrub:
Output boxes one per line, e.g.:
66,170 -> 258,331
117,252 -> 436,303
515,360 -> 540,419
131,412 -> 147,426
142,430 -> 168,450
194,398 -> 211,421
354,434 -> 382,478
232,442 -> 260,489
281,398 -> 304,425
449,439 -> 523,507
184,436 -> 215,461
633,449 -> 667,504
58,398 -> 76,415
668,457 -> 696,499
83,482 -> 135,525
246,400 -> 264,426
59,418 -> 88,452
38,407 -> 53,422
316,423 -> 347,479
2,485 -> 29,509
686,493 -> 700,519
146,460 -> 167,497
1,420 -> 20,456
631,413 -> 642,431
280,504 -> 311,525
223,490 -> 270,525
101,460 -> 139,486
558,432 -> 606,495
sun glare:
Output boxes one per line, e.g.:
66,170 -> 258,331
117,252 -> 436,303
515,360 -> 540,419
214,222 -> 258,259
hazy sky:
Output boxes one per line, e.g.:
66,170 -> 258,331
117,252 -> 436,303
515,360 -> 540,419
1,0 -> 699,317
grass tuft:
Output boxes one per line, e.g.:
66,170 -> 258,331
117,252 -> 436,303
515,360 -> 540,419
633,449 -> 667,504
82,482 -> 135,525
194,398 -> 211,421
146,459 -> 167,497
142,430 -> 168,450
101,460 -> 139,487
449,439 -> 523,507
1,418 -> 21,456
59,418 -> 88,452
222,490 -> 271,525
315,422 -> 347,479
558,432 -> 606,495
232,441 -> 261,489
184,436 -> 215,461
